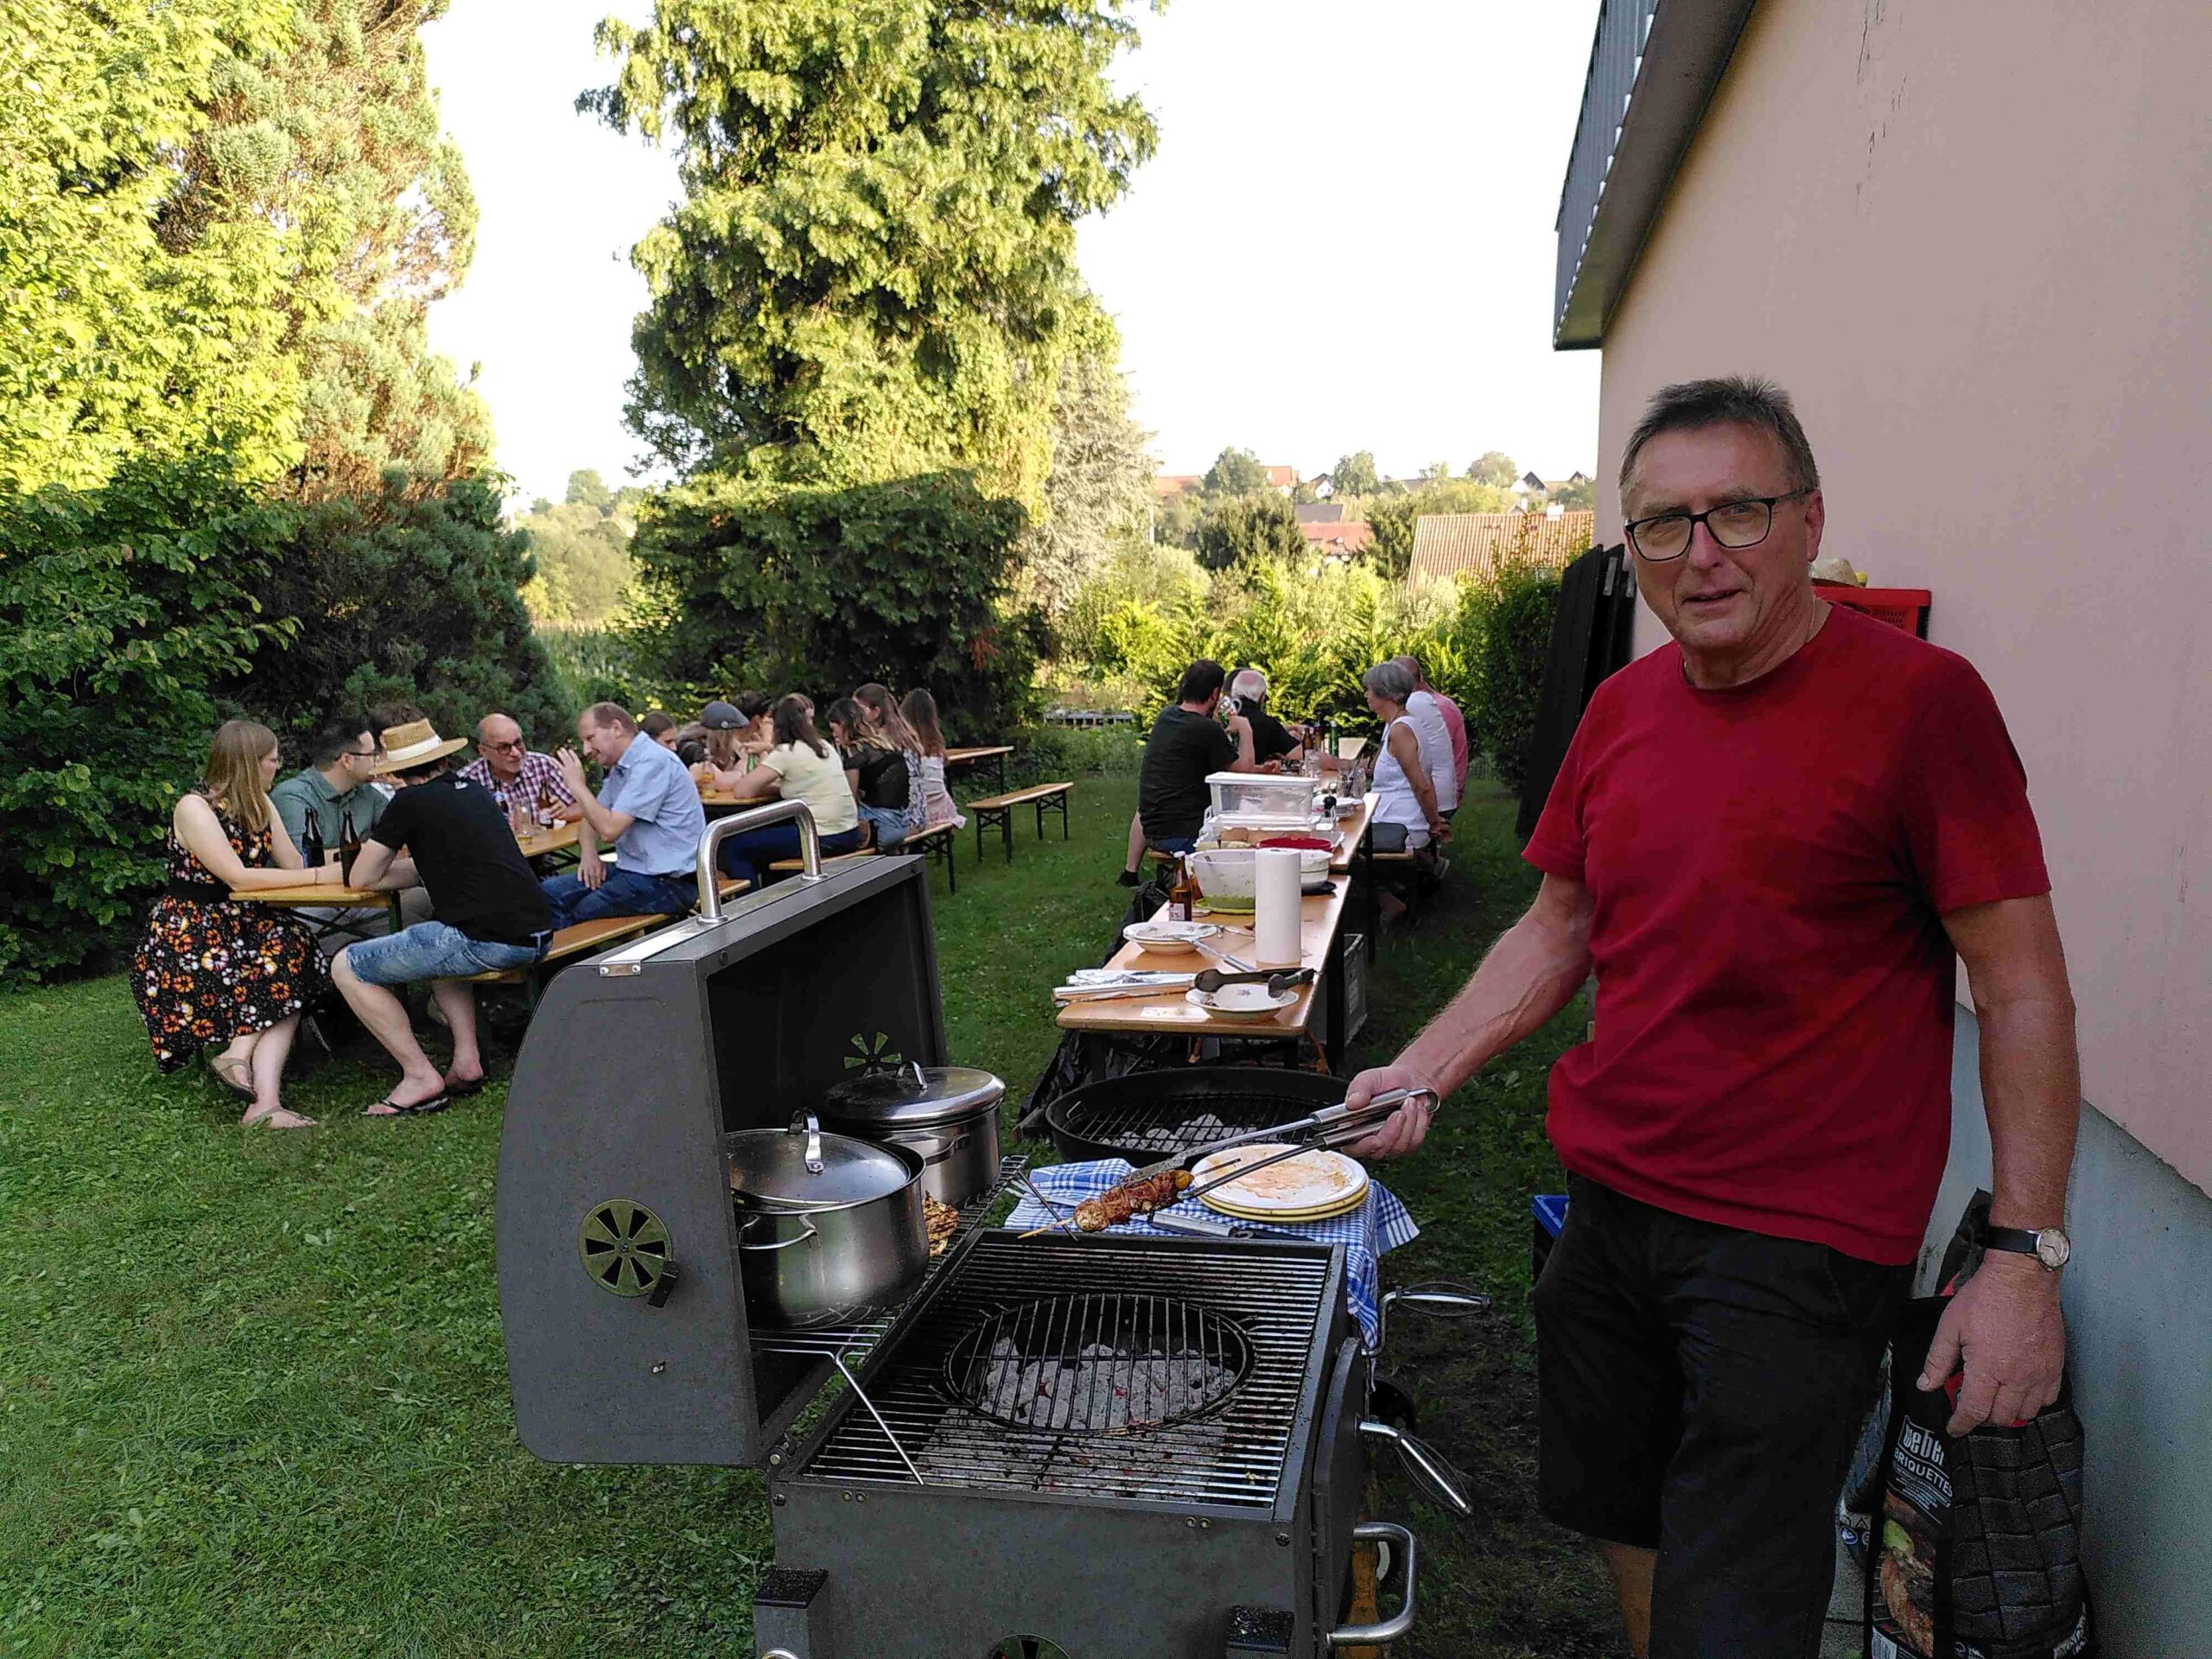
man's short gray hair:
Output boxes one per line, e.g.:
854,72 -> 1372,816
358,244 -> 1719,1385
1618,375 -> 1821,502
1230,669 -> 1268,703
1363,660 -> 1414,704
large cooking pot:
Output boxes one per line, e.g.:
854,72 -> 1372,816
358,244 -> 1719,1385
819,1063 -> 1005,1208
728,1115 -> 928,1328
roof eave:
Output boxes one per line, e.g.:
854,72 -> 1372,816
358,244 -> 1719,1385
1553,0 -> 1758,351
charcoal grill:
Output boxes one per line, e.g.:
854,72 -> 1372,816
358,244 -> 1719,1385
496,808 -> 1445,1656
1043,1066 -> 1348,1166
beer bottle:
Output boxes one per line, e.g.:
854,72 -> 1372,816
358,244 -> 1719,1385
1167,855 -> 1197,925
338,803 -> 362,884
299,807 -> 324,872
536,780 -> 556,829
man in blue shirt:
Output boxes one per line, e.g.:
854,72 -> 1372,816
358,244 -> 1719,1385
540,702 -> 708,927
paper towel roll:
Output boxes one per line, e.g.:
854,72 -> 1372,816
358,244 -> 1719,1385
1254,849 -> 1303,968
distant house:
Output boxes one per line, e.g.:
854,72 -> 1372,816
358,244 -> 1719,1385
1403,511 -> 1594,587
1300,520 -> 1373,561
1264,465 -> 1299,493
1295,502 -> 1347,524
1511,470 -> 1548,498
1152,474 -> 1205,500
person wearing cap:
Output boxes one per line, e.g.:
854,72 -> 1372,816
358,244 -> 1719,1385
332,720 -> 555,1116
543,701 -> 709,926
458,713 -> 582,823
692,699 -> 753,784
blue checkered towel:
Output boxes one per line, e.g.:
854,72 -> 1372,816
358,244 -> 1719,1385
1004,1158 -> 1418,1347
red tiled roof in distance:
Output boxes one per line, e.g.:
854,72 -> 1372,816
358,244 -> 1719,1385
1300,520 -> 1373,553
1404,512 -> 1595,585
1152,474 -> 1205,499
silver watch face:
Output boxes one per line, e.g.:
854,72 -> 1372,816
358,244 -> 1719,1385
2035,1228 -> 2072,1270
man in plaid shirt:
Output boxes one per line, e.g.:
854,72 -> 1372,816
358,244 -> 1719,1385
460,713 -> 582,822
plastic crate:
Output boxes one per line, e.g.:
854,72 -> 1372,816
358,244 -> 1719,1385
1821,584 -> 1931,638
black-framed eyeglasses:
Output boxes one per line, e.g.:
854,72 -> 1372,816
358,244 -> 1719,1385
1624,489 -> 1811,562
486,737 -> 526,753
345,745 -> 379,761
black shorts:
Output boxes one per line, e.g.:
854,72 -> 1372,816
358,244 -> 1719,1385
1534,1174 -> 1912,1659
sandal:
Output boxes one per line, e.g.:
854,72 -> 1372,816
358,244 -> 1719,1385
208,1054 -> 257,1103
442,1075 -> 486,1098
367,1092 -> 449,1117
241,1102 -> 316,1130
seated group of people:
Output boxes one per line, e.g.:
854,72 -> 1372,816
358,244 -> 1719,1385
1122,655 -> 1470,897
131,683 -> 964,1131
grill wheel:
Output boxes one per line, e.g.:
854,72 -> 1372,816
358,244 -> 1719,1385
576,1198 -> 671,1298
984,1641 -> 1071,1659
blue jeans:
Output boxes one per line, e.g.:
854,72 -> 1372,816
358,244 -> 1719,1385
541,867 -> 697,928
341,920 -> 549,985
1150,834 -> 1198,855
716,823 -> 865,890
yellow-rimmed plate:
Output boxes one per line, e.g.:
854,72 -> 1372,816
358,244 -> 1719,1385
1192,1144 -> 1369,1217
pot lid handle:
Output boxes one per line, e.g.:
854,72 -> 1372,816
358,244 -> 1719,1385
790,1109 -> 825,1174
906,1059 -> 925,1090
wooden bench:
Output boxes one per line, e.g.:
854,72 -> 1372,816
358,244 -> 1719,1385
1369,845 -> 1446,925
969,781 -> 1074,863
462,911 -> 674,1011
767,821 -> 957,893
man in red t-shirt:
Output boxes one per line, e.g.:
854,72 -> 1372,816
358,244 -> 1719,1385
1345,377 -> 2081,1658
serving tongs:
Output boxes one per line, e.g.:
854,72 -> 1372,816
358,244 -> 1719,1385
1128,1084 -> 1437,1185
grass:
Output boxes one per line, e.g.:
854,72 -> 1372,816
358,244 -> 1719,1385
0,776 -> 1620,1657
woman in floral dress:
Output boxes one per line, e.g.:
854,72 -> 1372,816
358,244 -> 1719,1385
132,721 -> 347,1129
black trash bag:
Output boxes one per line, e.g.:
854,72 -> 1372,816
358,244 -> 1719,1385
1865,1199 -> 2095,1659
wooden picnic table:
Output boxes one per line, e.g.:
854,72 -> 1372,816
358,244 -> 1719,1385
947,744 -> 1014,791
243,818 -> 582,937
1056,874 -> 1359,1070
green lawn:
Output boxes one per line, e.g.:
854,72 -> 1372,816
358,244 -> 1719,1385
0,778 -> 1619,1657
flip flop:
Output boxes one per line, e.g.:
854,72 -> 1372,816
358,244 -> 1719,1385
208,1054 -> 257,1103
241,1103 -> 316,1130
367,1093 -> 450,1117
442,1076 -> 486,1098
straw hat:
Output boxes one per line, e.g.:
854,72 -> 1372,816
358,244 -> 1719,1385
374,717 -> 467,773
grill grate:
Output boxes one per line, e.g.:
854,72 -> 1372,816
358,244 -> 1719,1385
790,1232 -> 1334,1510
943,1294 -> 1255,1434
1055,1087 -> 1329,1158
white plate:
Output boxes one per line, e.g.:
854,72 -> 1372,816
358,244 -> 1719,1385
1123,919 -> 1224,952
1183,983 -> 1298,1021
1192,1144 -> 1370,1213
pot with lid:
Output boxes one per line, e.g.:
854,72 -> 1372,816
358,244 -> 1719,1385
819,1062 -> 1006,1208
728,1114 -> 928,1328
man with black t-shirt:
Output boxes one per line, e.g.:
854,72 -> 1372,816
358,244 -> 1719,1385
1135,658 -> 1259,855
331,720 -> 554,1117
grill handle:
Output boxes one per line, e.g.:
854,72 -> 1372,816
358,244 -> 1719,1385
1360,1419 -> 1472,1518
1325,1520 -> 1419,1649
1376,1279 -> 1490,1351
696,799 -> 823,918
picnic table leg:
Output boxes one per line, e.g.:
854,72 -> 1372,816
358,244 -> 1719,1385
1357,823 -> 1377,950
1001,806 -> 1014,863
996,751 -> 1007,791
1321,924 -> 1346,1075
386,892 -> 404,938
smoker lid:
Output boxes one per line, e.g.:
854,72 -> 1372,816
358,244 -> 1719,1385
822,1064 -> 1005,1128
727,1125 -> 918,1210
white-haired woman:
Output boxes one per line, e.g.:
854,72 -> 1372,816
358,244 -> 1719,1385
1363,660 -> 1451,876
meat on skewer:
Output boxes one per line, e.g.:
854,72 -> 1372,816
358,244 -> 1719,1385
1071,1168 -> 1192,1232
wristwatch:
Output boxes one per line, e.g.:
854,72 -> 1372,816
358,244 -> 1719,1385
1986,1224 -> 2071,1270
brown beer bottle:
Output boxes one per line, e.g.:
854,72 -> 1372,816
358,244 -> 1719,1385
338,803 -> 363,884
1167,855 -> 1197,925
536,780 -> 556,829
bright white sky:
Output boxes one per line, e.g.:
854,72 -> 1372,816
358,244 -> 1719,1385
424,0 -> 1604,505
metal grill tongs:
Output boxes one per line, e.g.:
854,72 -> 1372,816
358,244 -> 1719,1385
1128,1084 -> 1437,1185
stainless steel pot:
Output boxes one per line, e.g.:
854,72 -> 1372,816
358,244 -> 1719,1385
728,1115 -> 928,1328
818,1063 -> 1005,1208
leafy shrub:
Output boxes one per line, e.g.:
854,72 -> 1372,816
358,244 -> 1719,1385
221,473 -> 569,750
0,458 -> 297,982
1193,493 -> 1304,572
631,470 -> 1041,731
1449,560 -> 1560,792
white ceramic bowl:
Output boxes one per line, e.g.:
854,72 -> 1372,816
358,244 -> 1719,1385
1123,919 -> 1223,957
1183,983 -> 1299,1021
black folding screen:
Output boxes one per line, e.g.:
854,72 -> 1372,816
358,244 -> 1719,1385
1516,543 -> 1638,840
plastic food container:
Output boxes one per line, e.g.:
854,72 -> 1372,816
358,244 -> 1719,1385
1205,772 -> 1320,827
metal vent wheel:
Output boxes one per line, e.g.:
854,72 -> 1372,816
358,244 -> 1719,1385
577,1199 -> 671,1299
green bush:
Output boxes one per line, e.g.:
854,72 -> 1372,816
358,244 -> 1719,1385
631,470 -> 1042,731
0,457 -> 298,982
220,473 -> 569,751
1449,560 -> 1560,792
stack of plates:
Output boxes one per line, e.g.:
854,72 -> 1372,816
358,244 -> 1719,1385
1191,1144 -> 1369,1222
